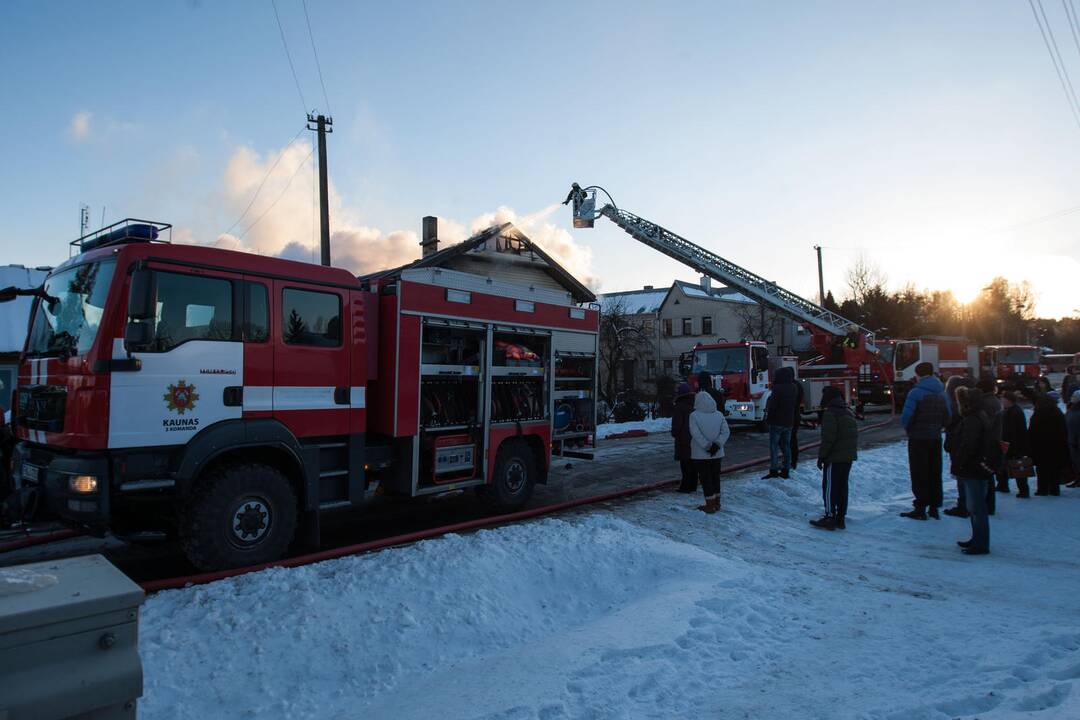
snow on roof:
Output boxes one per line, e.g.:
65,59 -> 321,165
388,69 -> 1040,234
674,280 -> 756,305
0,265 -> 49,354
598,288 -> 669,315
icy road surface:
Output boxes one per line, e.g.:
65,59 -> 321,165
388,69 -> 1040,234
140,441 -> 1080,719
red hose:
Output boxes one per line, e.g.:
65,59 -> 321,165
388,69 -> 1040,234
0,528 -> 80,554
141,417 -> 895,593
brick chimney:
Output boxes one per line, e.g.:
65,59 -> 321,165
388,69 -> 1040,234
644,285 -> 654,291
421,216 -> 439,257
700,276 -> 711,293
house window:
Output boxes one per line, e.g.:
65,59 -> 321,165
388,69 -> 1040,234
702,316 -> 712,335
646,360 -> 656,378
446,289 -> 471,304
682,317 -> 693,335
663,319 -> 673,337
515,300 -> 535,313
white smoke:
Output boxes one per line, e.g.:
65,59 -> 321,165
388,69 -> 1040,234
188,141 -> 595,285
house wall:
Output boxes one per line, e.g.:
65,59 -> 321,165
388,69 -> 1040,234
657,285 -> 751,375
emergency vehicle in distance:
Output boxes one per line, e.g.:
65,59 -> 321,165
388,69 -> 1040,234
980,345 -> 1042,390
4,218 -> 600,571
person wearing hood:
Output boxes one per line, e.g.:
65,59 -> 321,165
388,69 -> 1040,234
943,375 -> 975,517
810,385 -> 858,531
689,389 -> 731,514
954,386 -> 994,555
1067,389 -> 1080,488
1030,393 -> 1068,496
763,366 -> 798,480
900,362 -> 950,520
671,382 -> 697,493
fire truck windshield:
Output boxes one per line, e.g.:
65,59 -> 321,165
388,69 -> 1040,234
995,347 -> 1038,364
691,347 -> 747,375
26,259 -> 117,358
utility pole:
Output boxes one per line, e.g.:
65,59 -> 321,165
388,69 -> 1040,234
813,245 -> 825,306
307,113 -> 333,266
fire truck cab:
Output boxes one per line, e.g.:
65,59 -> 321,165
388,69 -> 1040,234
684,341 -> 771,423
9,219 -> 599,571
980,345 -> 1041,390
859,336 -> 978,406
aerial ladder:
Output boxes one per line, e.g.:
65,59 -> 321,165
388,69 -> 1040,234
565,183 -> 884,401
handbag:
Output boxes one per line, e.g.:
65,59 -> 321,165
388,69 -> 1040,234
1007,456 -> 1034,479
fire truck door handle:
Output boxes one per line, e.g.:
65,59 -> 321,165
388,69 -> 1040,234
223,386 -> 243,407
334,386 -> 350,405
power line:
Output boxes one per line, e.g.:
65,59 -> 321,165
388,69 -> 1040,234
222,126 -> 306,238
1064,0 -> 1080,60
301,0 -> 332,115
1028,0 -> 1080,129
272,0 -> 309,114
239,146 -> 315,240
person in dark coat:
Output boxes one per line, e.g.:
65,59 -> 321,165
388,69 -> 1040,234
999,391 -> 1032,498
1029,394 -> 1068,496
943,375 -> 975,517
671,382 -> 697,493
810,385 -> 858,531
1067,389 -> 1080,488
975,379 -> 1003,515
1062,373 -> 1078,405
697,371 -> 726,415
790,375 -> 805,470
763,366 -> 798,479
900,362 -> 950,520
954,386 -> 993,555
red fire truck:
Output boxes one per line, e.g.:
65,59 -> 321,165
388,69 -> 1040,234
980,345 -> 1041,390
5,219 -> 599,570
858,336 -> 978,406
680,341 -> 773,423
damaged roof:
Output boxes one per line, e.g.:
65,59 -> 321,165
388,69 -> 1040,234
360,222 -> 596,304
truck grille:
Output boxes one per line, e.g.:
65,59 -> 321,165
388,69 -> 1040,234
18,385 -> 67,433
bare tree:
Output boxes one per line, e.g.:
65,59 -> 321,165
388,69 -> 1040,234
731,302 -> 781,344
845,254 -> 888,305
598,296 -> 655,404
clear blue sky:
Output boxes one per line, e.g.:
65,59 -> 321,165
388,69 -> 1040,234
3,0 -> 1079,316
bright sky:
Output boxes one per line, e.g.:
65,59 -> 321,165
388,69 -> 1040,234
2,1 -> 1080,317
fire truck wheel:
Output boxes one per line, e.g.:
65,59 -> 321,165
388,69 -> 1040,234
478,441 -> 536,511
180,462 -> 298,571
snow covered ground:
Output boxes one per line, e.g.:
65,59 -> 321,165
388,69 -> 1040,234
139,440 -> 1080,719
595,416 -> 671,438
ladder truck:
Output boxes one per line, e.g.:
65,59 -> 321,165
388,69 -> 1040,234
566,183 -> 884,420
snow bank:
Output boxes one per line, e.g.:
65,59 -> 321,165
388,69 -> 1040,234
140,515 -> 727,719
140,441 -> 1080,719
595,416 -> 671,439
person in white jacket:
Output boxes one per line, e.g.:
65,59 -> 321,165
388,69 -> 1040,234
689,390 -> 731,513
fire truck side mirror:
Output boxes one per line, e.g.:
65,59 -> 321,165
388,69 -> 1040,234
124,320 -> 153,351
127,267 -> 157,321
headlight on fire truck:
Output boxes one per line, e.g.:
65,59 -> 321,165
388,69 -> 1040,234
733,403 -> 752,412
68,475 -> 99,494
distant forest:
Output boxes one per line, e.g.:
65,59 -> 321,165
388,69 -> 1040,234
823,257 -> 1079,352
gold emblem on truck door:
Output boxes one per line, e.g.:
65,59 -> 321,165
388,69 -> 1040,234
164,380 -> 199,415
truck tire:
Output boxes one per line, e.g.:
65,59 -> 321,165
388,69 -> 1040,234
477,440 -> 536,511
180,462 -> 298,571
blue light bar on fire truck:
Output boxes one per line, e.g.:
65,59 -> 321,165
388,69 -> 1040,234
71,218 -> 172,254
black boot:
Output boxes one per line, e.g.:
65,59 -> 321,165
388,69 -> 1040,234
943,505 -> 969,517
833,516 -> 846,529
900,509 -> 928,520
928,507 -> 940,519
957,538 -> 973,548
779,469 -> 790,479
762,470 -> 780,479
809,515 -> 836,530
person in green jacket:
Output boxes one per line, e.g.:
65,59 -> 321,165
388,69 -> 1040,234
810,385 -> 858,531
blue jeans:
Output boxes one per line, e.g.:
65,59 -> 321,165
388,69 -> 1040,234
960,476 -> 990,552
769,425 -> 792,472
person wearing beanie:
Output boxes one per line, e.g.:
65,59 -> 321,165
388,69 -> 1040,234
688,389 -> 731,514
1066,389 -> 1080,488
671,382 -> 697,493
900,362 -> 950,520
810,385 -> 858,531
